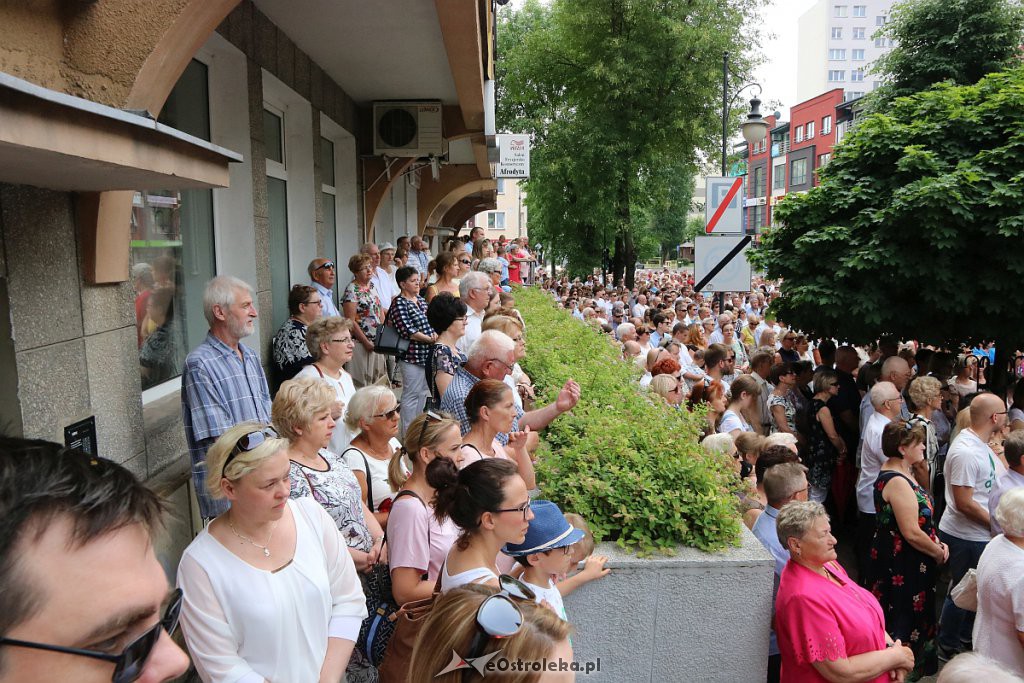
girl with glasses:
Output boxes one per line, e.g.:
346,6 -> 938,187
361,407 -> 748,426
296,316 -> 358,455
178,421 -> 366,683
432,458 -> 534,592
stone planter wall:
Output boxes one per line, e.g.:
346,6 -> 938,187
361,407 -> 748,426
565,527 -> 774,682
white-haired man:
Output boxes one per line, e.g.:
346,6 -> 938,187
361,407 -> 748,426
308,257 -> 340,317
440,330 -> 580,445
181,276 -> 271,519
616,322 -> 637,343
457,271 -> 492,353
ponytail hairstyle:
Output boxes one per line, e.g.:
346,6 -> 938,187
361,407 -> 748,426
427,458 -> 519,550
389,411 -> 460,491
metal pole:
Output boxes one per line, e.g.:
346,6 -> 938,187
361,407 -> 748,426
721,52 -> 729,176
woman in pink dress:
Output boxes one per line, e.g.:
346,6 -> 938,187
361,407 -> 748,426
774,501 -> 915,683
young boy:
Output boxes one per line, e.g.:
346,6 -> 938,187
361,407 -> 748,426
503,501 -> 608,620
557,512 -> 610,596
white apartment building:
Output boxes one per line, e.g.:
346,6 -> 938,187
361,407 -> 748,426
796,0 -> 897,102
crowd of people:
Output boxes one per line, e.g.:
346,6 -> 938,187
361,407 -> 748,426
542,267 -> 1024,683
5,234 -> 1024,683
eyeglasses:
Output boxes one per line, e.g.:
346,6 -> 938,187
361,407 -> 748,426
492,499 -> 531,520
224,428 -> 279,469
0,589 -> 183,683
488,358 -> 515,373
314,261 -> 335,271
424,410 -> 446,423
303,299 -> 323,306
372,407 -> 400,421
329,337 -> 354,345
462,575 -> 536,682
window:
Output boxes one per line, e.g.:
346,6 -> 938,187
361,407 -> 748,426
321,137 -> 338,270
263,104 -> 290,331
751,205 -> 766,233
822,115 -> 832,135
851,68 -> 865,82
834,5 -> 847,18
852,48 -> 865,60
829,49 -> 847,60
795,125 -> 804,143
853,27 -> 866,39
876,15 -> 887,25
828,70 -> 846,82
818,153 -> 832,167
845,91 -> 865,100
753,166 -> 767,196
791,158 -> 808,186
852,5 -> 866,17
487,211 -> 506,230
496,178 -> 506,195
874,37 -> 894,48
831,27 -> 843,39
807,121 -> 815,139
773,164 -> 786,190
132,58 -> 216,391
264,110 -> 284,164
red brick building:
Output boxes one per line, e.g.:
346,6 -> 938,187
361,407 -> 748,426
745,113 -> 778,233
788,88 -> 844,193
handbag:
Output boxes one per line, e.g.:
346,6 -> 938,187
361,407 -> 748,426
356,489 -> 426,668
424,343 -> 442,412
951,568 -> 978,612
374,304 -> 410,358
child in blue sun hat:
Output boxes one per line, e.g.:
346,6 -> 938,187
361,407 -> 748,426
502,500 -> 585,621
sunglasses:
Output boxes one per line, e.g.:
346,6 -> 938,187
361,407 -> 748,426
314,261 -> 336,271
372,407 -> 400,420
462,576 -> 536,681
0,589 -> 182,683
460,259 -> 472,265
224,427 -> 279,470
424,410 -> 446,423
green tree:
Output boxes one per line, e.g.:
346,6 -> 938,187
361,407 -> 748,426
869,0 -> 1024,106
496,0 -> 763,287
754,67 -> 1024,385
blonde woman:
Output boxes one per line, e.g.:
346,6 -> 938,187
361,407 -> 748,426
482,314 -> 535,412
651,373 -> 684,406
296,316 -> 357,455
386,411 -> 463,604
342,385 -> 404,527
178,421 -> 365,683
408,584 -> 574,683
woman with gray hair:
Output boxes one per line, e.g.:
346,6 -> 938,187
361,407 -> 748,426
908,374 -> 943,489
342,385 -> 404,527
774,501 -> 915,682
296,316 -> 358,455
973,487 -> 1024,675
938,652 -> 1024,683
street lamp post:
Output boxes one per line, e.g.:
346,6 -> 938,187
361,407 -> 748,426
717,51 -> 770,310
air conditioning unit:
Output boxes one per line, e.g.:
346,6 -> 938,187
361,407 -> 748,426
373,101 -> 444,157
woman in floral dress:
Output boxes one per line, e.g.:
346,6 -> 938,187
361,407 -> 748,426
342,253 -> 387,387
867,421 -> 949,680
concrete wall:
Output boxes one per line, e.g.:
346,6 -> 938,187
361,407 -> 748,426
565,528 -> 774,682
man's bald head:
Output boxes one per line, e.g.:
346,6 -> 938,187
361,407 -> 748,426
970,392 -> 1009,436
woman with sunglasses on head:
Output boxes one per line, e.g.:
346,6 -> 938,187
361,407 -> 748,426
341,385 -> 404,528
178,421 -> 366,683
386,411 -> 464,604
460,379 -> 536,490
342,253 -> 387,388
431,458 -> 534,592
409,582 -> 574,683
295,316 -> 358,456
426,251 -> 461,303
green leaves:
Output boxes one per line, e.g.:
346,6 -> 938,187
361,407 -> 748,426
516,287 -> 742,554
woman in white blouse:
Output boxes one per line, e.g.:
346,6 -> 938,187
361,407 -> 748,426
342,385 -> 404,528
177,421 -> 366,683
974,488 -> 1024,676
295,316 -> 357,455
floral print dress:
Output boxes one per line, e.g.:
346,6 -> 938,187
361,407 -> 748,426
867,470 -> 939,680
342,280 -> 383,341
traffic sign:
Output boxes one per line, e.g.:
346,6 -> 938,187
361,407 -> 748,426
704,176 -> 745,234
694,235 -> 752,293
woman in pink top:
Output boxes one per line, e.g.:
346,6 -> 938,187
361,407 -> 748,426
459,379 -> 535,489
774,501 -> 915,683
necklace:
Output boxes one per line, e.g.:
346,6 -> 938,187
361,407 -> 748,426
228,518 -> 278,557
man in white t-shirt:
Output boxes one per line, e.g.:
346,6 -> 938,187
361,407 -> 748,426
854,381 -> 901,583
937,393 -> 1008,661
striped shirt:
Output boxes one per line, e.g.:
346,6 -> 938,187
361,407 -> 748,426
182,333 -> 271,518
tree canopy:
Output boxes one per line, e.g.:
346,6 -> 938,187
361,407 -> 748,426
755,66 -> 1024,352
496,0 -> 764,285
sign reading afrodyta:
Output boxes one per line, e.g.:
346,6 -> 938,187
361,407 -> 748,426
496,134 -> 530,178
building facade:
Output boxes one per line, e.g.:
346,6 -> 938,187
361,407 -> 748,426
0,0 -> 497,575
789,88 -> 845,192
474,178 -> 529,242
796,0 -> 897,102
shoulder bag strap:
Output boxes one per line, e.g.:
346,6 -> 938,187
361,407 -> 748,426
341,447 -> 375,512
313,363 -> 325,378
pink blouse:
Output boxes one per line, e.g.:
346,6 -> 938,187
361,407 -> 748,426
458,441 -> 511,468
775,560 -> 889,683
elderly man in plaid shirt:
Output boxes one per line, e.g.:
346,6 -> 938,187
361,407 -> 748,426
441,330 -> 581,445
181,276 -> 271,519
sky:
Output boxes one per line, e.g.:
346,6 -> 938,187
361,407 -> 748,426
754,0 -> 820,122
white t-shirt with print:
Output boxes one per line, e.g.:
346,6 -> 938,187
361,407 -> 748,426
940,428 -> 1006,542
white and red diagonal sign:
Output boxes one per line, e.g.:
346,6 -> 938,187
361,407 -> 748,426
704,176 -> 745,235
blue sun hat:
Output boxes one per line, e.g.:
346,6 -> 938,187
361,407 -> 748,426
502,500 -> 585,557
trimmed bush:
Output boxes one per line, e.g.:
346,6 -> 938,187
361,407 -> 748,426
516,287 -> 742,553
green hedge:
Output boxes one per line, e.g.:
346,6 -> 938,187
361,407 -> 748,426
515,287 -> 742,553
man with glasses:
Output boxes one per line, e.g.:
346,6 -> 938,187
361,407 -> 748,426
937,393 -> 1009,661
441,331 -> 580,447
308,257 -> 340,317
854,381 -> 904,584
457,271 -> 492,354
0,436 -> 190,683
